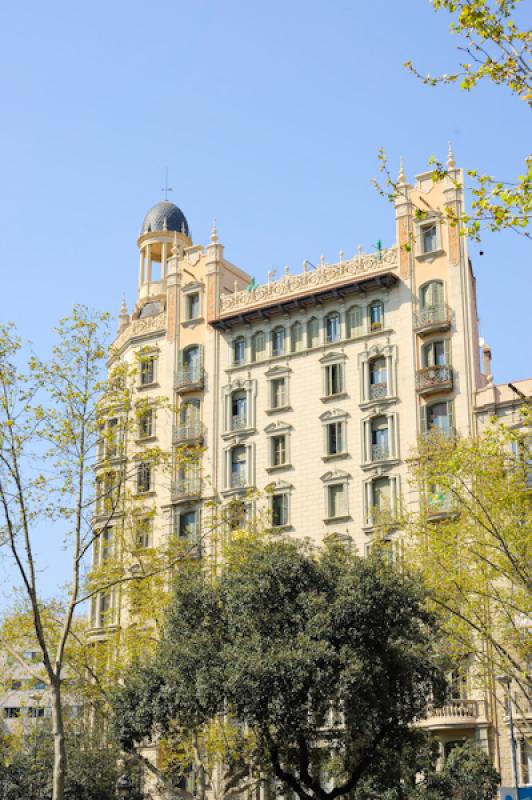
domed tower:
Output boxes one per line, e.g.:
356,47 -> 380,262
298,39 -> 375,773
136,200 -> 191,301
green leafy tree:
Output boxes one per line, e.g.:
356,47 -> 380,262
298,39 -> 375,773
405,419 -> 531,701
0,307 -> 199,800
111,536 -> 447,800
417,740 -> 500,800
374,0 -> 531,239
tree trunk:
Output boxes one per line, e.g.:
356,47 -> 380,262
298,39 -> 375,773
51,677 -> 67,800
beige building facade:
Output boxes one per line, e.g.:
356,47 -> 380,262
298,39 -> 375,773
88,154 -> 531,796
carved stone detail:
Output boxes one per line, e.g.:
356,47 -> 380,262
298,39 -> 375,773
114,313 -> 167,351
219,247 -> 399,315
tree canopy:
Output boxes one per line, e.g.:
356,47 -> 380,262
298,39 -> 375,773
112,536 -> 447,800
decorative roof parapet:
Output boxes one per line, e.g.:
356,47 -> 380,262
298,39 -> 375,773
112,312 -> 167,354
219,246 -> 399,316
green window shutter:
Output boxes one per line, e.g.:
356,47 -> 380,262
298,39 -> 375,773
447,401 -> 454,434
443,338 -> 450,365
420,406 -> 428,435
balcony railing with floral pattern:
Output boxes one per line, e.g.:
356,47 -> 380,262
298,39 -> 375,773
369,382 -> 388,401
371,444 -> 390,462
175,368 -> 205,391
414,304 -> 452,333
416,365 -> 453,394
172,421 -> 204,445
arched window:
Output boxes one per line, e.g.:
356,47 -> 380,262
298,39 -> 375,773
369,356 -> 387,400
252,331 -> 266,362
420,281 -> 444,310
422,340 -> 448,367
183,345 -> 200,372
271,327 -> 285,357
426,401 -> 451,434
326,313 -> 340,343
346,305 -> 362,338
307,317 -> 319,348
290,321 -> 303,353
231,390 -> 247,430
233,337 -> 246,366
369,301 -> 384,332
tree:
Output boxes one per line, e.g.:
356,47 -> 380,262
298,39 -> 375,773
0,307 -> 197,800
111,536 -> 447,800
374,0 -> 531,239
405,420 -> 531,702
417,740 -> 500,800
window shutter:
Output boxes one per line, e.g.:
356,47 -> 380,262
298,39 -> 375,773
198,344 -> 204,371
448,401 -> 454,434
420,406 -> 428,435
443,338 -> 450,365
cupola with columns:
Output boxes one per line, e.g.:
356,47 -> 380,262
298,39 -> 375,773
136,200 -> 192,302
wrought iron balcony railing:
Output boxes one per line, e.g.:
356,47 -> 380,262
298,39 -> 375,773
369,382 -> 388,401
416,365 -> 453,394
231,414 -> 248,432
230,471 -> 247,489
175,367 -> 205,391
172,421 -> 204,445
414,304 -> 452,334
171,479 -> 202,499
371,443 -> 390,462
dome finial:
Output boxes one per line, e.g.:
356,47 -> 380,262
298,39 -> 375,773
210,218 -> 218,244
118,294 -> 129,332
397,156 -> 406,185
447,141 -> 456,169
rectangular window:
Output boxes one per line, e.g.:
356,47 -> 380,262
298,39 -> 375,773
271,377 -> 287,409
371,417 -> 389,461
179,510 -> 198,540
4,708 -> 21,719
106,418 -> 119,458
307,318 -> 320,348
186,293 -> 200,320
140,356 -> 156,386
252,332 -> 266,362
325,364 -> 343,396
372,477 -> 391,515
135,517 -> 152,549
327,483 -> 346,518
272,493 -> 289,527
326,422 -> 344,455
272,328 -> 285,357
137,463 -> 151,493
422,223 -> 438,254
138,409 -> 154,438
233,338 -> 246,365
271,435 -> 287,466
369,302 -> 384,332
326,315 -> 340,343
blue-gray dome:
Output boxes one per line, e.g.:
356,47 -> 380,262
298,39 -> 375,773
142,201 -> 189,236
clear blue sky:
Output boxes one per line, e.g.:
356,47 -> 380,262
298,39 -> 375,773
0,0 -> 530,604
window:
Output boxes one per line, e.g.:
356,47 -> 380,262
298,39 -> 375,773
346,305 -> 363,338
182,345 -> 201,379
99,527 -> 113,562
422,339 -> 447,367
270,377 -> 287,409
371,416 -> 389,460
179,510 -> 198,540
252,331 -> 266,362
369,301 -> 384,332
421,222 -> 438,254
422,401 -> 453,436
272,493 -> 289,527
369,357 -> 387,400
271,327 -> 285,357
231,390 -> 247,430
135,517 -> 152,549
140,356 -> 156,386
180,398 -> 200,425
33,680 -> 46,691
271,435 -> 287,467
106,418 -> 119,457
4,708 -> 21,719
326,313 -> 340,343
136,462 -> 152,493
449,665 -> 468,700
138,409 -> 154,439
326,422 -> 345,456
175,459 -> 201,496
307,317 -> 320,348
420,280 -> 444,311
10,679 -> 22,690
186,292 -> 200,320
324,363 -> 343,397
327,484 -> 346,519
231,446 -> 247,488
290,321 -> 303,353
98,593 -> 111,627
372,477 -> 391,516
233,337 -> 246,365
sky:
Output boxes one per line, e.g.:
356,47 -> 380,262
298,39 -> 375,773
0,0 -> 530,605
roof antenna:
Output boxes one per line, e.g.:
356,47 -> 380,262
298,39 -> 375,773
161,167 -> 173,201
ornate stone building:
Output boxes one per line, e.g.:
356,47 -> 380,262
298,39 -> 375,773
88,154 -> 531,795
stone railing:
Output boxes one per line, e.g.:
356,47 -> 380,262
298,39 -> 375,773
113,312 -> 167,352
219,247 -> 399,315
426,698 -> 486,722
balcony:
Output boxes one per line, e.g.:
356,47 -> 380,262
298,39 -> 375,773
175,367 -> 205,393
369,382 -> 388,401
171,479 -> 202,501
231,414 -> 248,432
230,471 -> 247,490
416,365 -> 453,395
426,492 -> 455,520
420,699 -> 487,731
172,421 -> 204,445
371,443 -> 390,462
414,304 -> 452,335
